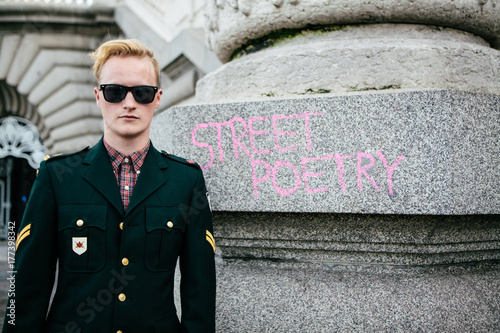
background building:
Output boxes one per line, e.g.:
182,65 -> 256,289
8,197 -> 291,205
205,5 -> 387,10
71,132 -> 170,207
0,0 -> 219,235
1,0 -> 499,331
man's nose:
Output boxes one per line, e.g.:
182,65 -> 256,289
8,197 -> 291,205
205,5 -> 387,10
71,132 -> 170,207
122,91 -> 136,106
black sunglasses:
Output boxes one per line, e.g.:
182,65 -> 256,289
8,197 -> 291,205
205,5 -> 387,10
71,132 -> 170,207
99,84 -> 158,104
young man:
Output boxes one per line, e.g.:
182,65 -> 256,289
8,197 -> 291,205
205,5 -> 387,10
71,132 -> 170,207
3,39 -> 216,332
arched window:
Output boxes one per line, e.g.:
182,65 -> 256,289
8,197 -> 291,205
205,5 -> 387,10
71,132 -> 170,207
0,116 -> 46,238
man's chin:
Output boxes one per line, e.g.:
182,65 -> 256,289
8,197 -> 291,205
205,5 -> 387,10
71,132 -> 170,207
119,128 -> 150,140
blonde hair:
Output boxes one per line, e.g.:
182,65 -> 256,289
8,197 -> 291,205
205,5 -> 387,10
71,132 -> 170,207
89,39 -> 160,85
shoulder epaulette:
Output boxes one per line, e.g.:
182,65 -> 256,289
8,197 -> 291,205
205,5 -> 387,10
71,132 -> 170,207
161,150 -> 200,168
44,146 -> 90,162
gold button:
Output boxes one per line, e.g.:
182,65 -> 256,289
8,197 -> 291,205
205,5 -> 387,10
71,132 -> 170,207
167,221 -> 174,228
119,222 -> 124,230
76,219 -> 84,227
121,258 -> 129,266
118,293 -> 126,302
117,331 -> 123,333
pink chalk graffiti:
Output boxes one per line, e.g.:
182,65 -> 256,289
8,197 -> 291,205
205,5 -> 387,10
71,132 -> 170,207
208,121 -> 229,163
230,117 -> 253,160
191,123 -> 214,169
191,112 -> 405,198
272,114 -> 299,152
298,112 -> 323,152
377,151 -> 404,196
301,156 -> 331,194
251,159 -> 271,199
272,160 -> 302,197
332,153 -> 353,194
357,152 -> 381,192
248,116 -> 271,154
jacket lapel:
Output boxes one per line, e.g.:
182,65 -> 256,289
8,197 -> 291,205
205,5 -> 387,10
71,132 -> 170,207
82,139 -> 124,215
126,144 -> 169,215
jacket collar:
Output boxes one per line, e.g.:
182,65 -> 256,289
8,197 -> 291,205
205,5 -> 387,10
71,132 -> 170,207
82,137 -> 169,215
126,142 -> 168,214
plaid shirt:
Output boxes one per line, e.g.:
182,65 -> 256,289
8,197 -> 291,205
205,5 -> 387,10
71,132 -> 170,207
104,139 -> 150,211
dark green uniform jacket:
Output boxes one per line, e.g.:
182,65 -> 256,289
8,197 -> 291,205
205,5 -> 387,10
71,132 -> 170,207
3,139 -> 216,333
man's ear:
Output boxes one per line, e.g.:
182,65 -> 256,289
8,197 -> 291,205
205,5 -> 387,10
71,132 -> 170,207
155,89 -> 163,109
94,87 -> 101,107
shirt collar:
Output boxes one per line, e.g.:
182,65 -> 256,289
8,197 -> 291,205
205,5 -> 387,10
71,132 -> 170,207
103,139 -> 150,172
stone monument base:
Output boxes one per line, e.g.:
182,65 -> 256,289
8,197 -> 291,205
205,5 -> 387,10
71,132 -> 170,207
213,212 -> 500,331
216,257 -> 500,332
151,89 -> 500,331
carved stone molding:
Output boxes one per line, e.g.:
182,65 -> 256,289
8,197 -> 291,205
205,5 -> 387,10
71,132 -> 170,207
0,116 -> 46,169
197,24 -> 500,102
0,3 -> 119,153
205,0 -> 500,63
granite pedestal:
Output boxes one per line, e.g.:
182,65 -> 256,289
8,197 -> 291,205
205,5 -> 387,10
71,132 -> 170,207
151,89 -> 499,331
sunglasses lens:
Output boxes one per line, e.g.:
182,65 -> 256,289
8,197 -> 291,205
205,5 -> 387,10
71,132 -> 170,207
101,85 -> 157,104
102,85 -> 127,103
132,86 -> 156,104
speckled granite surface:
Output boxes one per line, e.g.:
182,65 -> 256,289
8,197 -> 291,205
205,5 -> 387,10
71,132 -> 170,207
213,212 -> 500,266
214,259 -> 500,332
151,89 -> 499,215
150,89 -> 500,332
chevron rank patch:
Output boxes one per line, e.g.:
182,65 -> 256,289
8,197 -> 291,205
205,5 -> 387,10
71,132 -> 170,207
16,224 -> 31,250
206,230 -> 215,253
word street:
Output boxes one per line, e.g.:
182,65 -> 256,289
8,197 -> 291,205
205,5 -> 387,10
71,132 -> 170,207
191,111 -> 405,199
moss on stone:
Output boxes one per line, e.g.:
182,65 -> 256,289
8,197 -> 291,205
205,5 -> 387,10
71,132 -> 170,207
349,85 -> 402,92
299,88 -> 332,95
231,25 -> 350,60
